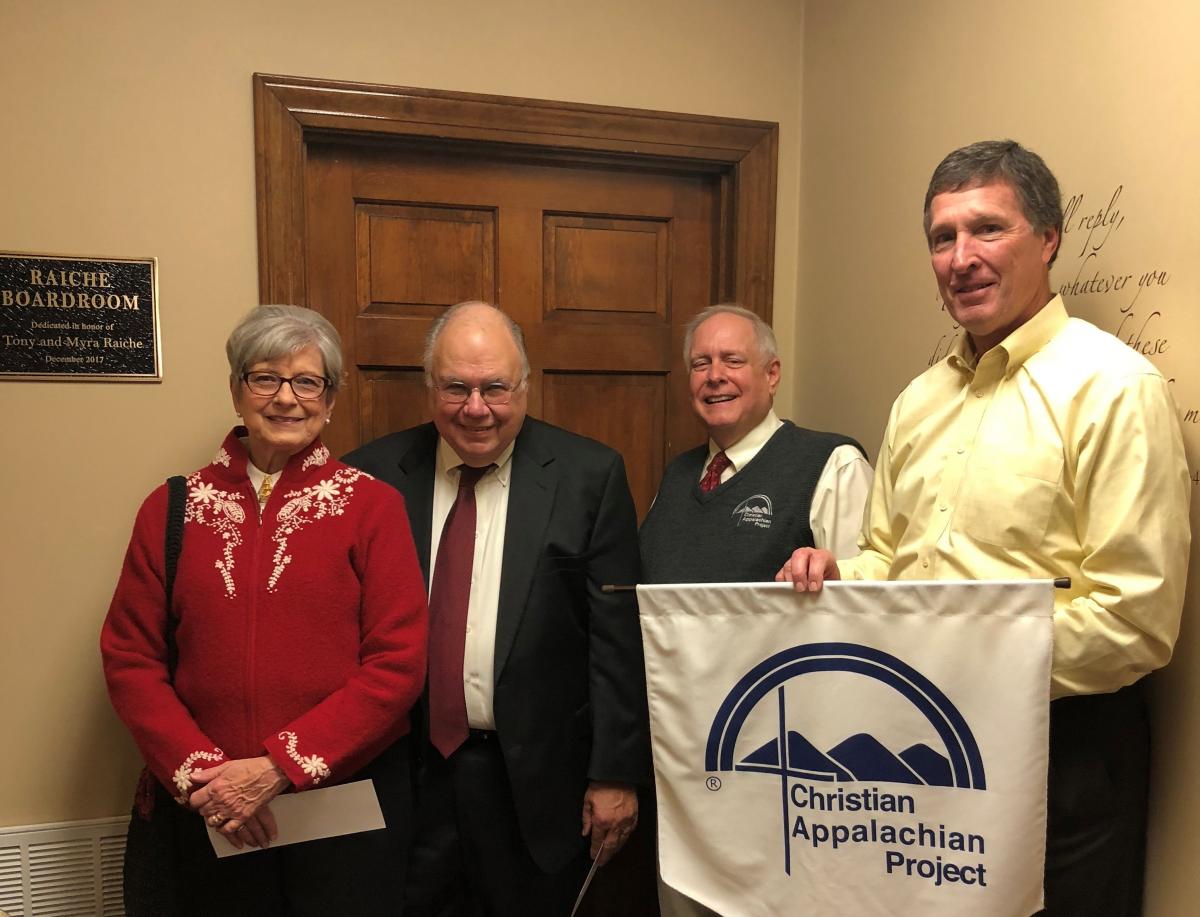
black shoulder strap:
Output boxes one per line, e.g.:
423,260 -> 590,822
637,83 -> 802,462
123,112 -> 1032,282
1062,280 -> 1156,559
164,475 -> 187,681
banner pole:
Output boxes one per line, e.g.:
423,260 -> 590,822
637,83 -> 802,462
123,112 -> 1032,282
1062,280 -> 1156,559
604,577 -> 1073,593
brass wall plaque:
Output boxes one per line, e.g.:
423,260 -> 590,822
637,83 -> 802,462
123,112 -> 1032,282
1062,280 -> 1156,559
0,252 -> 160,381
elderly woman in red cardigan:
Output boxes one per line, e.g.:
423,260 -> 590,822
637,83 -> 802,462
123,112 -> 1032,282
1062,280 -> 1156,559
101,304 -> 427,915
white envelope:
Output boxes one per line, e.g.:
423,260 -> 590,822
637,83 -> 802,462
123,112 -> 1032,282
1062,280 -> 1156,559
207,779 -> 386,857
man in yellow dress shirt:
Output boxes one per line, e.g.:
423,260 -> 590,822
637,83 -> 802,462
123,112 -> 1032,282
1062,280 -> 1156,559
778,140 -> 1190,916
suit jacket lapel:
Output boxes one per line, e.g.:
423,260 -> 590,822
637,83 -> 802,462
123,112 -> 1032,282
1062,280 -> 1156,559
495,424 -> 556,680
397,427 -> 438,583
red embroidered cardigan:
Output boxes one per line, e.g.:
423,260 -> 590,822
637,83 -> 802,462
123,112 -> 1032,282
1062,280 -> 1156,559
101,429 -> 428,801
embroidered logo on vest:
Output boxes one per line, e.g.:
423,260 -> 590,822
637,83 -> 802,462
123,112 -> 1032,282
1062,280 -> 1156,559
732,494 -> 774,529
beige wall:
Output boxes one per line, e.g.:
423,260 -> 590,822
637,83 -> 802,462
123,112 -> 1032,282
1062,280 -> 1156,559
797,1 -> 1200,914
0,0 -> 806,826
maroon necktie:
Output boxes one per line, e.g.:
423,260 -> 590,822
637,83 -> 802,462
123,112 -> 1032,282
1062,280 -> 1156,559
700,451 -> 731,494
428,464 -> 490,758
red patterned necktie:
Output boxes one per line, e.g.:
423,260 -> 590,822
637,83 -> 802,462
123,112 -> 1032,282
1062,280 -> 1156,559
428,463 -> 490,758
700,450 -> 731,494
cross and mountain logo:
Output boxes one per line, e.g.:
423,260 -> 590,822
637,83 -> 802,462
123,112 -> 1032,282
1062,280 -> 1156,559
705,642 -> 986,873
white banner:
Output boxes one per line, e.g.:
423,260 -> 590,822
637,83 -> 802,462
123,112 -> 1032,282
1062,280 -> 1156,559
638,580 -> 1053,917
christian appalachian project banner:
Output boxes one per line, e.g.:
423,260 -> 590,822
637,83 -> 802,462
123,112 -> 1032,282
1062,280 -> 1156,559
638,580 -> 1053,917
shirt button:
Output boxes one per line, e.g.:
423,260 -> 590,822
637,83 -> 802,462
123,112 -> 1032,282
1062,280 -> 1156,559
465,625 -> 472,634
975,391 -> 984,398
922,560 -> 929,569
956,447 -> 965,454
939,505 -> 947,512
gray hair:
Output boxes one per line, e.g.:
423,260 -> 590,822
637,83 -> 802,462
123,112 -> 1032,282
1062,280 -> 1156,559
923,139 -> 1063,265
682,304 -> 778,367
422,301 -> 531,385
225,304 -> 343,397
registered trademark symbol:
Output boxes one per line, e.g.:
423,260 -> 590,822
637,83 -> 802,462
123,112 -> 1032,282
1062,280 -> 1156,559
706,776 -> 722,791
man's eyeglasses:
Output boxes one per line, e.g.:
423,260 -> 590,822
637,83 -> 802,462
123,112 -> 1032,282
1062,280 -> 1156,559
436,381 -> 521,405
242,371 -> 331,400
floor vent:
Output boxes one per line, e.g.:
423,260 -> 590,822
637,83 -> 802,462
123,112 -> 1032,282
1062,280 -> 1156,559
0,817 -> 126,917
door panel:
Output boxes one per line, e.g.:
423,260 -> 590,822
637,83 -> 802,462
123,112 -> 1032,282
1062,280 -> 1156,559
358,369 -> 428,444
356,203 -> 497,313
305,140 -> 718,519
543,214 -> 668,318
542,371 -> 667,516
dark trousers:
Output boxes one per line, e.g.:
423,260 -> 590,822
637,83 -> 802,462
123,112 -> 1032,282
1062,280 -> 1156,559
405,732 -> 590,917
1040,683 -> 1149,917
168,737 -> 413,917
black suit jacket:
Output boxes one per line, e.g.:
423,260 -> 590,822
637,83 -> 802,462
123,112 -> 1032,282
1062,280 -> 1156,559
345,418 -> 650,871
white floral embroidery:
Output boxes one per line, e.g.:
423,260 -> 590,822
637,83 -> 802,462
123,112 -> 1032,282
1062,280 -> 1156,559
212,447 -> 232,468
172,747 -> 224,802
278,731 -> 330,784
190,482 -> 217,504
314,479 -> 340,501
185,472 -> 247,597
266,468 -> 366,591
302,445 -> 330,471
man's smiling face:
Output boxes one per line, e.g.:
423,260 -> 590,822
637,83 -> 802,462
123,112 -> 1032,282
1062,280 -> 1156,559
428,305 -> 527,467
928,179 -> 1059,354
687,312 -> 780,450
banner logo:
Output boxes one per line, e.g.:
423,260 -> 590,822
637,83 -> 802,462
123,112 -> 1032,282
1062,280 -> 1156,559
705,642 -> 987,883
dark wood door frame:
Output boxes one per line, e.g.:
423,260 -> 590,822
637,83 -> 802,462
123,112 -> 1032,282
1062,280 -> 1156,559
253,72 -> 778,320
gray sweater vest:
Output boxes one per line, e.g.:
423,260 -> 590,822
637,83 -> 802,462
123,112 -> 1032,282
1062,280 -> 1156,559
639,421 -> 863,584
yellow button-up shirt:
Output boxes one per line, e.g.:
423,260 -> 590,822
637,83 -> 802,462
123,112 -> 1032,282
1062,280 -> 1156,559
840,296 -> 1191,698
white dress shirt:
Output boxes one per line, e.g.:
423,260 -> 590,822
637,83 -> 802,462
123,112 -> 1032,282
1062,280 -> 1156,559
429,437 -> 515,729
703,410 -> 872,559
242,446 -> 282,517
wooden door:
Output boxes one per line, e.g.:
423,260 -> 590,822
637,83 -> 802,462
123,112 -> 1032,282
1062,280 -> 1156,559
255,75 -> 778,520
303,139 -> 719,517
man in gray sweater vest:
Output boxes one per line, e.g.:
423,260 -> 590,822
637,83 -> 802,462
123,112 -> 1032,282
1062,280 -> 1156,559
640,304 -> 870,582
639,303 -> 872,916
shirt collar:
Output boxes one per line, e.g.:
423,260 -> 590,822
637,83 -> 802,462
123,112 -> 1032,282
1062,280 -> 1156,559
947,295 -> 1068,379
436,436 -> 514,487
244,458 -> 282,494
210,427 -> 330,486
709,409 -> 783,473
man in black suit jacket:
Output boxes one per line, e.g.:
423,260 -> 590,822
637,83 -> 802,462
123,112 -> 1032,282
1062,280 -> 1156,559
345,301 -> 649,916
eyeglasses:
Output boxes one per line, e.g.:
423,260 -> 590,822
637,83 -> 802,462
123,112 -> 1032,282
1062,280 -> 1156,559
242,371 -> 331,400
436,381 -> 522,405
